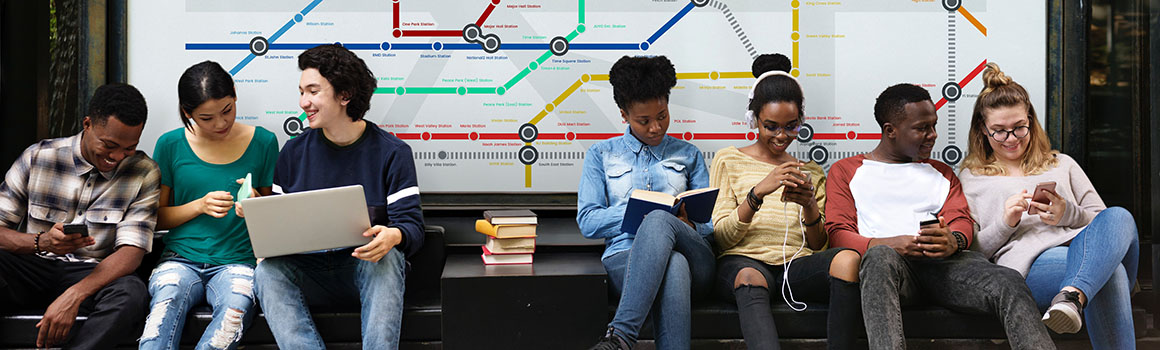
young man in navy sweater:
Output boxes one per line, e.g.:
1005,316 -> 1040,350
252,44 -> 424,349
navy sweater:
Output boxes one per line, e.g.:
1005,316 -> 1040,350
274,120 -> 425,257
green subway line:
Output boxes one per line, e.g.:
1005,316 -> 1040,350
579,0 -> 585,24
565,29 -> 580,41
374,87 -> 396,94
405,87 -> 458,94
467,87 -> 499,94
298,112 -> 307,121
535,51 -> 553,65
505,67 -> 533,90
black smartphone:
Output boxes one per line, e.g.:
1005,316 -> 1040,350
63,223 -> 89,237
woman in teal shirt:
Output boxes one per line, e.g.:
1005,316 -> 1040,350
139,61 -> 278,350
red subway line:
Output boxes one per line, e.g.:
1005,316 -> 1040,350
400,30 -> 463,37
691,133 -> 748,140
392,0 -> 502,38
476,1 -> 498,26
478,133 -> 520,140
936,59 -> 989,111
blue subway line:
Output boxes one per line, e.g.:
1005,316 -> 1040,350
218,0 -> 701,75
647,1 -> 695,45
229,54 -> 257,75
268,19 -> 297,43
301,0 -> 323,15
229,0 -> 324,75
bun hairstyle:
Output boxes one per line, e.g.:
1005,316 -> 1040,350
609,55 -> 678,111
746,53 -> 803,128
962,62 -> 1058,176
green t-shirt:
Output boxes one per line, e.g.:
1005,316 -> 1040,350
153,126 -> 279,266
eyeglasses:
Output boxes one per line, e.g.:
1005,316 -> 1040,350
988,125 -> 1030,142
762,123 -> 801,136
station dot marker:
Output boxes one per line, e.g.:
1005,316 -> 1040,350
639,41 -> 650,51
380,42 -> 391,51
529,61 -> 539,70
457,86 -> 467,95
581,74 -> 591,82
846,131 -> 856,140
396,87 -> 406,96
566,132 -> 576,140
295,14 -> 304,23
432,41 -> 444,51
683,132 -> 693,140
421,132 -> 431,141
792,32 -> 800,41
470,132 -> 479,140
577,24 -> 586,33
393,29 -> 402,38
746,132 -> 757,141
792,0 -> 800,8
496,87 -> 507,95
791,69 -> 800,77
710,71 -> 720,80
545,103 -> 555,112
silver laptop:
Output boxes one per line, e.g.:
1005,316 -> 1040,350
241,184 -> 372,258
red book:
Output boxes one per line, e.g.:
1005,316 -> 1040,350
480,246 -> 533,265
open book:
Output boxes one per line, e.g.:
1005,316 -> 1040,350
621,187 -> 719,235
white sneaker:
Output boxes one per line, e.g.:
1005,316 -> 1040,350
1042,290 -> 1083,334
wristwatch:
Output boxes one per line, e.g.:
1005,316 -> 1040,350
950,231 -> 968,252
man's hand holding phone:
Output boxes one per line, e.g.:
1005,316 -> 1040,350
42,223 -> 94,255
916,216 -> 958,259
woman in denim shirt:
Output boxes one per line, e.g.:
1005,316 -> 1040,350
579,56 -> 715,350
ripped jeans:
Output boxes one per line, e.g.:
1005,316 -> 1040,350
139,254 -> 257,350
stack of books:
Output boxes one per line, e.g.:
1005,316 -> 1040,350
476,209 -> 537,265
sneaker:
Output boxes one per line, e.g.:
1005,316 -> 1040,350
1042,290 -> 1084,333
588,326 -> 630,350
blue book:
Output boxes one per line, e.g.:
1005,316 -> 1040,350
621,187 -> 719,235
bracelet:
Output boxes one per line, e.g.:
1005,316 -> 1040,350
801,214 -> 823,227
951,231 -> 968,252
34,231 -> 45,256
746,187 -> 764,211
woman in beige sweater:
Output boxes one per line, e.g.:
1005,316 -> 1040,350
959,63 -> 1138,348
710,54 -> 861,350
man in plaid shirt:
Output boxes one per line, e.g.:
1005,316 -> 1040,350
0,83 -> 160,349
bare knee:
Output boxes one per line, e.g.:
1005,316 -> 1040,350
829,250 -> 861,282
733,267 -> 768,289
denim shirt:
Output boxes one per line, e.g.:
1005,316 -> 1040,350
577,127 -> 713,260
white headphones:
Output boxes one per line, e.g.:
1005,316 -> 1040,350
745,70 -> 803,129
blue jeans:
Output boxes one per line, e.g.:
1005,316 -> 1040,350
254,248 -> 407,350
1025,207 -> 1139,349
139,255 -> 257,350
603,211 -> 715,350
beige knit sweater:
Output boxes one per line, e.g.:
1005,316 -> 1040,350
710,146 -> 827,266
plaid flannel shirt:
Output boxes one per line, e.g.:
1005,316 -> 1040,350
0,133 -> 160,263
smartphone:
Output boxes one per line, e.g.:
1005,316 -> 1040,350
1027,181 -> 1057,214
63,223 -> 89,237
781,170 -> 813,202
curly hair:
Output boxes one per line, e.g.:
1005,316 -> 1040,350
873,83 -> 931,128
88,83 -> 148,127
749,53 -> 803,119
298,44 -> 377,121
608,55 -> 677,111
962,62 -> 1057,176
177,60 -> 236,131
